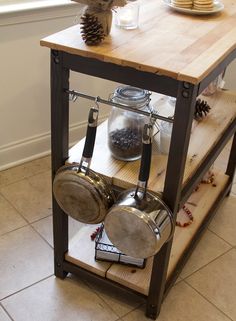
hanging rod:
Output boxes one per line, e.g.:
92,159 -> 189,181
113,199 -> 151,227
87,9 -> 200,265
65,89 -> 174,123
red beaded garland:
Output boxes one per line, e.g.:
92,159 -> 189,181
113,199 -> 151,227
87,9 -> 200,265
90,226 -> 101,241
176,204 -> 194,228
176,170 -> 215,228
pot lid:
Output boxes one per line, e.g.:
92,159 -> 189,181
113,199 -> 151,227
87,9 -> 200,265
104,206 -> 161,259
53,171 -> 106,224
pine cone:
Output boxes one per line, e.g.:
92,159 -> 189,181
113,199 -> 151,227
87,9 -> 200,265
80,13 -> 105,45
194,98 -> 211,120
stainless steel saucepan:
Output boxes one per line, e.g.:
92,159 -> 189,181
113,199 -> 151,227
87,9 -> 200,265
53,107 -> 115,224
104,122 -> 174,259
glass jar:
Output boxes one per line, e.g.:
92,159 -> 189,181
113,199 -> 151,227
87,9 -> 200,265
108,86 -> 151,161
114,0 -> 140,30
202,73 -> 225,96
159,97 -> 175,155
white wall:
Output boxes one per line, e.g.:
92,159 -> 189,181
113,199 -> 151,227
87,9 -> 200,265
0,7 -> 118,170
0,6 -> 235,170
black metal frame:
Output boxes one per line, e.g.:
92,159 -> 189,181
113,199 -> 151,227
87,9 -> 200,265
50,48 -> 236,320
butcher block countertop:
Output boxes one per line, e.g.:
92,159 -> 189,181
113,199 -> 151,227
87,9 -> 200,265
40,0 -> 236,84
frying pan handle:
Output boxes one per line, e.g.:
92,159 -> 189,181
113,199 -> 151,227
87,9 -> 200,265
138,123 -> 153,185
82,107 -> 99,160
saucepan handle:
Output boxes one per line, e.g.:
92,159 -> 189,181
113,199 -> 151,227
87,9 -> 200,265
81,107 -> 99,163
137,123 -> 153,188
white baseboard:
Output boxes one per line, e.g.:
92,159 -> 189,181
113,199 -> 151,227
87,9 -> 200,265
0,116 -> 108,171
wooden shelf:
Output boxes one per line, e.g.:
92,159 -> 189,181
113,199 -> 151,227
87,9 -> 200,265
65,171 -> 229,295
65,225 -> 112,277
40,0 -> 236,84
68,90 -> 236,193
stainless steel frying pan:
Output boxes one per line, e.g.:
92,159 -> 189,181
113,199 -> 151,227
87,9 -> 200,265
53,107 -> 115,224
104,122 -> 174,259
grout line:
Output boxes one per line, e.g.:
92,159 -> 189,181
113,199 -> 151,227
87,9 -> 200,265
107,280 -> 183,320
84,280 -> 124,319
183,280 -> 234,321
76,278 -> 123,320
119,302 -> 145,320
207,227 -> 235,247
182,247 -> 233,280
84,278 -> 145,319
29,223 -> 54,250
0,302 -> 15,321
0,167 -> 51,188
0,223 -> 29,238
30,213 -> 52,224
0,185 -> 54,243
0,274 -> 54,302
0,192 -> 30,225
0,178 -> 34,232
0,169 -> 53,244
0,191 -> 49,226
0,193 -> 34,239
0,206 -> 53,245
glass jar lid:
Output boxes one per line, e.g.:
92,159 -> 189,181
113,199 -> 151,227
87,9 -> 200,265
112,86 -> 150,109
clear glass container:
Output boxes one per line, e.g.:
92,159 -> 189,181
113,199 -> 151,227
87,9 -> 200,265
108,86 -> 151,161
202,73 -> 225,96
114,0 -> 140,30
159,97 -> 175,155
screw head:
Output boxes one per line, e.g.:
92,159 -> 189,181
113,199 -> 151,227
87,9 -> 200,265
183,82 -> 190,89
54,57 -> 60,64
182,90 -> 189,98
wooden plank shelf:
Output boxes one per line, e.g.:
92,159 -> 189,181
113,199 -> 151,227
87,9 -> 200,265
40,0 -> 236,84
65,171 -> 229,295
65,225 -> 112,277
68,90 -> 236,193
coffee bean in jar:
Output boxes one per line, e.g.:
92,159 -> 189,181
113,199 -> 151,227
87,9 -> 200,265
108,127 -> 142,160
108,86 -> 151,161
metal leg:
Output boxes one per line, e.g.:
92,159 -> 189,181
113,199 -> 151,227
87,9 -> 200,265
146,82 -> 198,319
226,132 -> 236,196
51,50 -> 69,278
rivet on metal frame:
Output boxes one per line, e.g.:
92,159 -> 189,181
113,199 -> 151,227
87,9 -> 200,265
182,90 -> 189,98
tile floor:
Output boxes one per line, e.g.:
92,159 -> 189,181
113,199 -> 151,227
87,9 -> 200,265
0,149 -> 235,321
